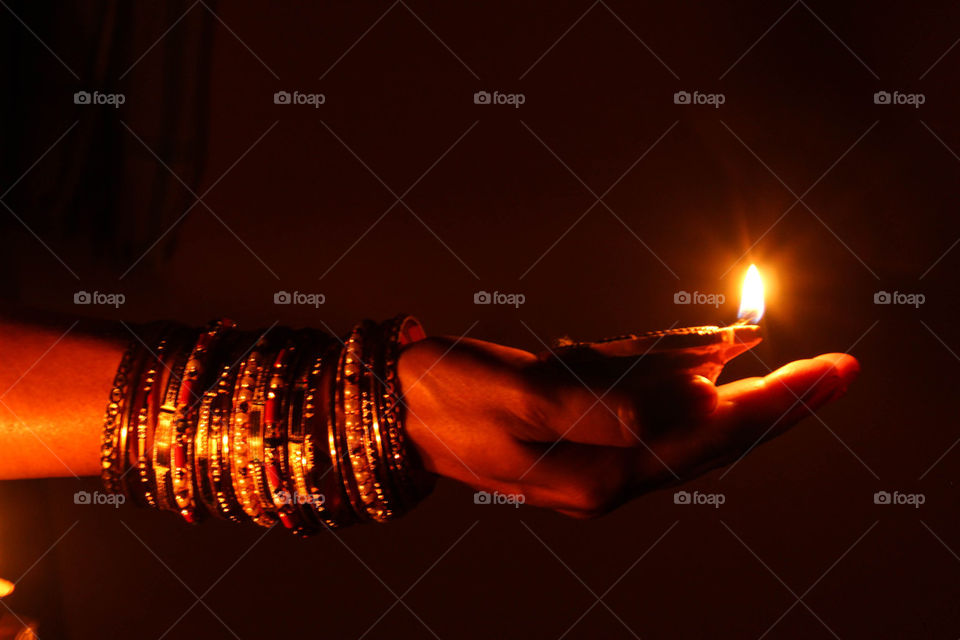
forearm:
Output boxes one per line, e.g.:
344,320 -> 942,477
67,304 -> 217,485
0,311 -> 126,479
0,309 -> 860,525
0,313 -> 437,485
0,312 -> 438,534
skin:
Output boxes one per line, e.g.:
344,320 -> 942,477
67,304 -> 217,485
0,314 -> 859,519
399,337 -> 859,518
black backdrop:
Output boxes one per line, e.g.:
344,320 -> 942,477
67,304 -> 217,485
1,2 -> 958,638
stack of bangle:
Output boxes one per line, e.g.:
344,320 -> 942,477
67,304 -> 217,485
100,315 -> 435,534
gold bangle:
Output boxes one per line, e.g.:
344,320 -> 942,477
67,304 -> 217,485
101,341 -> 146,495
193,387 -> 218,516
230,336 -> 277,527
375,315 -> 434,513
173,321 -> 232,523
104,317 -> 433,533
341,321 -> 388,520
269,334 -> 326,535
300,336 -> 349,528
153,401 -> 176,512
130,332 -> 173,508
359,333 -> 394,522
208,356 -> 248,524
318,339 -> 357,527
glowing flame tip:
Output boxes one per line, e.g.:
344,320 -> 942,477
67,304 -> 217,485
737,264 -> 764,324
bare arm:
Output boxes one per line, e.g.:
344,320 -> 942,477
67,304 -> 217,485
0,312 -> 126,478
0,312 -> 859,519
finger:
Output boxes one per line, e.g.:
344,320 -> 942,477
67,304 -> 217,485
535,374 -> 718,447
520,354 -> 860,516
674,353 -> 860,472
717,352 -> 859,429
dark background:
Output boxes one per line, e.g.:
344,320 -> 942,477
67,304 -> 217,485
1,1 -> 959,638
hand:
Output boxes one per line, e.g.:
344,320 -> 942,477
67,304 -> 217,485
398,335 -> 859,518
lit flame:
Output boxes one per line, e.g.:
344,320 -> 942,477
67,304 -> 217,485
737,264 -> 764,324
